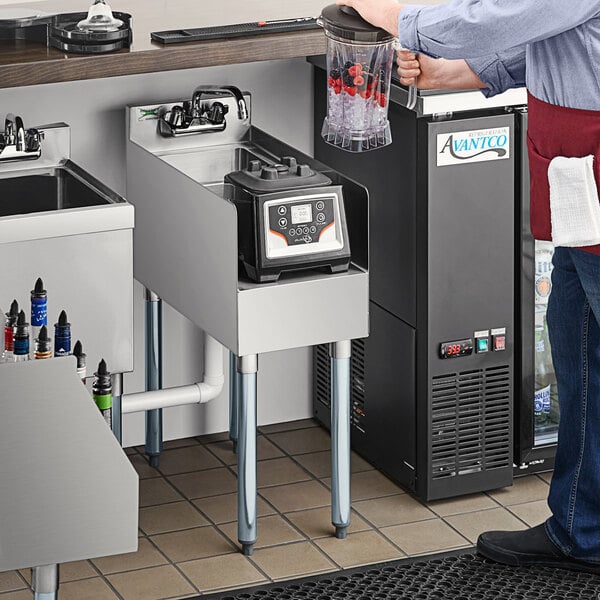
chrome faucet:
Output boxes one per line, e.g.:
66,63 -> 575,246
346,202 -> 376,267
158,85 -> 249,137
0,114 -> 42,162
192,86 -> 248,121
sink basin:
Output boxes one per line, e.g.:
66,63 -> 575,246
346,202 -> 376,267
0,161 -> 132,245
161,144 -> 270,186
0,168 -> 111,218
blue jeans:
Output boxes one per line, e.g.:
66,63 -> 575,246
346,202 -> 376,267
545,247 -> 600,562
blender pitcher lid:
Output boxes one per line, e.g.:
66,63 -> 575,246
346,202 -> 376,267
318,4 -> 394,43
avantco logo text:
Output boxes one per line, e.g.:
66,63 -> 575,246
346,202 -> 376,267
437,127 -> 510,166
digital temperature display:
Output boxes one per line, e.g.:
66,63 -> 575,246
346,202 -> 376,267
440,339 -> 474,359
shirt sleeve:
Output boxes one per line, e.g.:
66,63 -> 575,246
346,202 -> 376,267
466,46 -> 526,97
398,1 -> 600,59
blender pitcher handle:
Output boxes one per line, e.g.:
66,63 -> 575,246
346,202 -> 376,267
394,40 -> 418,111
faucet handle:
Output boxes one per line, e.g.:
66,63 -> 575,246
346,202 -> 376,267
25,128 -> 43,152
4,113 -> 15,144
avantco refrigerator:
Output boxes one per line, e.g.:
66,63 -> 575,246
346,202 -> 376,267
311,63 -> 557,501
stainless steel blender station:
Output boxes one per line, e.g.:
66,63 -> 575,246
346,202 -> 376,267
126,85 -> 369,554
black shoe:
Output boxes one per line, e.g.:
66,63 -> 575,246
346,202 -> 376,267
477,523 -> 600,575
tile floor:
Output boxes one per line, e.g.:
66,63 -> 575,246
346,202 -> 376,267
0,419 -> 553,599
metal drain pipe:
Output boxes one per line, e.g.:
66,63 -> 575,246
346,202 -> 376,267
122,333 -> 225,414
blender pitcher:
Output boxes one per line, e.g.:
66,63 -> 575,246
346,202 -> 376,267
318,4 -> 399,153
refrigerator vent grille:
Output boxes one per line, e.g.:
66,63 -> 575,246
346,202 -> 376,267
314,341 -> 367,431
315,344 -> 331,409
430,365 -> 511,479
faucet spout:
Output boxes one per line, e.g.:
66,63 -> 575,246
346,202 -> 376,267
191,85 -> 248,121
14,116 -> 25,152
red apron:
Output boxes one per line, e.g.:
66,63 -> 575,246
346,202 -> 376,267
527,92 -> 600,255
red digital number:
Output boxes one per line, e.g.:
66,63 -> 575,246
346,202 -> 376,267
447,344 -> 461,355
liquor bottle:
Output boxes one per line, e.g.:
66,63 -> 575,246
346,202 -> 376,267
534,315 -> 555,427
12,310 -> 30,362
1,300 -> 19,363
535,241 -> 554,309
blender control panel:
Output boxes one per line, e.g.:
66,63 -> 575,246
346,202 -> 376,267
264,193 -> 344,259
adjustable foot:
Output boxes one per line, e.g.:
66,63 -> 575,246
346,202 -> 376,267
149,455 -> 160,468
242,542 -> 254,556
335,526 -> 348,539
232,440 -> 237,454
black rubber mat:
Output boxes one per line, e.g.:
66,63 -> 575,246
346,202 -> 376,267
198,549 -> 600,599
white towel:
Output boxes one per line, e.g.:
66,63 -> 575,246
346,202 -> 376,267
549,155 -> 600,247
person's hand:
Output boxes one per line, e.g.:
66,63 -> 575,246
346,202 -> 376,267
396,50 -> 487,90
336,0 -> 405,37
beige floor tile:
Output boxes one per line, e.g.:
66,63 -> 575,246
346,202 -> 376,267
294,451 -> 373,478
92,538 -> 167,574
507,499 -> 552,527
233,457 -> 312,488
57,560 -> 97,583
207,436 -> 284,466
108,565 -> 195,600
260,480 -> 332,513
0,572 -> 25,593
487,475 -> 550,506
444,507 -> 527,543
193,493 -> 275,524
219,514 -> 305,549
259,419 -> 319,434
19,560 -> 96,585
381,519 -> 470,555
59,578 -> 119,600
353,493 -> 434,527
251,541 -> 336,580
179,553 -> 266,592
140,501 -> 209,535
158,445 -> 222,475
538,471 -> 553,484
151,526 -> 235,562
163,437 -> 200,449
168,467 -> 238,499
315,530 -> 402,568
323,470 -> 404,502
427,493 -> 499,517
139,478 -> 183,507
130,454 -> 161,479
0,591 -> 31,600
267,427 -> 331,455
286,507 -> 371,539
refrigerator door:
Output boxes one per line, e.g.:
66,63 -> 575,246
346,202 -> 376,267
515,108 -> 558,470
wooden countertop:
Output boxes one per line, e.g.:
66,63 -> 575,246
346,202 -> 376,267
0,0 -> 329,88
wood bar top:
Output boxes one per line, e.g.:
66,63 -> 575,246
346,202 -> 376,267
0,0 -> 329,88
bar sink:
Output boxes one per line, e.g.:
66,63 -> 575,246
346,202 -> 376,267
0,167 -> 111,217
0,123 -> 134,374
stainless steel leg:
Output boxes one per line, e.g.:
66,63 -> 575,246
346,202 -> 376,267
32,564 -> 58,600
237,354 -> 258,555
330,340 -> 351,539
111,372 -> 123,445
229,351 -> 239,453
145,289 -> 163,468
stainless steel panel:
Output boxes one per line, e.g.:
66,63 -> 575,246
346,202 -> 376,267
0,229 -> 134,374
237,267 -> 368,356
126,139 -> 239,353
0,359 -> 138,571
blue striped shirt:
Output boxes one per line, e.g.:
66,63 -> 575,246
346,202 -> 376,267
398,1 -> 600,110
